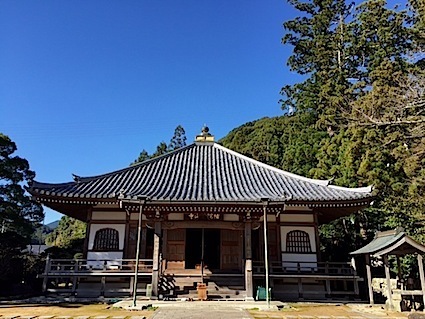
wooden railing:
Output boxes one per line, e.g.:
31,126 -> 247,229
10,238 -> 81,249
44,258 -> 154,276
252,260 -> 360,298
252,261 -> 356,276
41,257 -> 155,295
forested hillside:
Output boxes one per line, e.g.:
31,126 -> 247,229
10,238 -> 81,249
221,0 -> 424,269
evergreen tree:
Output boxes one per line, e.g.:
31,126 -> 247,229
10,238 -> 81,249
283,0 -> 424,262
0,133 -> 43,288
168,125 -> 187,151
151,142 -> 169,158
0,133 -> 43,240
281,0 -> 355,127
131,149 -> 150,165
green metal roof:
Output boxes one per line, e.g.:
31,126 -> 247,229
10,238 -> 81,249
351,228 -> 425,256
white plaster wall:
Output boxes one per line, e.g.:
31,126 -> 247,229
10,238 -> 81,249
280,214 -> 314,223
91,211 -> 126,220
280,225 -> 318,269
281,226 -> 316,253
87,251 -> 124,268
223,214 -> 239,221
88,224 -> 126,250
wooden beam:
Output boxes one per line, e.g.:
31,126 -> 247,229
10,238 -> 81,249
383,254 -> 393,309
417,254 -> 425,309
365,254 -> 374,304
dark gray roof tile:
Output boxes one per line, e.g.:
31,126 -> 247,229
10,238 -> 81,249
30,142 -> 373,204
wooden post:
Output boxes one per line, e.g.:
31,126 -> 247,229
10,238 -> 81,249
417,254 -> 425,309
162,228 -> 168,268
141,224 -> 147,258
396,255 -> 402,289
245,220 -> 254,300
383,254 -> 393,309
42,255 -> 51,293
351,257 -> 359,297
365,254 -> 374,304
72,260 -> 78,295
82,208 -> 92,259
298,278 -> 304,299
325,262 -> 331,298
151,221 -> 161,297
101,260 -> 107,297
129,276 -> 135,296
262,202 -> 270,308
297,262 -> 303,299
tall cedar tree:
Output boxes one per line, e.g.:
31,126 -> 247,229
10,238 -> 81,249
222,0 -> 424,267
0,133 -> 43,240
0,133 -> 43,286
281,0 -> 355,128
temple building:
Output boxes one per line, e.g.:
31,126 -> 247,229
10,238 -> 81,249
30,127 -> 373,300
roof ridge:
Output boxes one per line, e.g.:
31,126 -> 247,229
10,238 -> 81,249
213,143 -> 331,187
328,184 -> 373,193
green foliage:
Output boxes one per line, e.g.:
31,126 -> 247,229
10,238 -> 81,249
168,125 -> 187,151
222,0 -> 424,269
220,112 -> 327,177
0,134 -> 44,290
45,215 -> 86,248
278,0 -> 425,266
0,133 -> 44,239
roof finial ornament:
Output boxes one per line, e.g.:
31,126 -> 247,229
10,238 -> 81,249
72,174 -> 81,184
202,124 -> 210,135
195,124 -> 214,143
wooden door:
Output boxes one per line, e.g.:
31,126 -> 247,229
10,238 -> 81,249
220,229 -> 242,270
166,229 -> 185,269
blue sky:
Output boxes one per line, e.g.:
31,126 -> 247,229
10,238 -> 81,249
0,1 -> 301,223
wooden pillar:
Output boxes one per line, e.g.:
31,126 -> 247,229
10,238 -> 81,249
383,254 -> 393,309
162,229 -> 168,270
141,224 -> 147,258
396,255 -> 403,289
123,210 -> 131,258
151,221 -> 161,297
365,254 -> 374,304
42,254 -> 51,293
82,208 -> 92,259
417,254 -> 425,309
100,261 -> 107,297
245,220 -> 254,300
351,257 -> 359,297
72,261 -> 78,295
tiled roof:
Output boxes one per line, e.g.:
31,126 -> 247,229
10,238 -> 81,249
30,142 -> 373,205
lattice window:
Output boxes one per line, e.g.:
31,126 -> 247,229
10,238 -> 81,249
93,228 -> 119,251
286,230 -> 312,253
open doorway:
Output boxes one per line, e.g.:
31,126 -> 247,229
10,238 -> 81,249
185,229 -> 220,270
